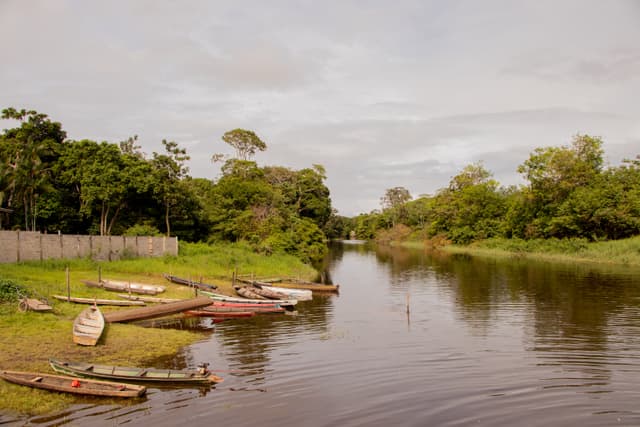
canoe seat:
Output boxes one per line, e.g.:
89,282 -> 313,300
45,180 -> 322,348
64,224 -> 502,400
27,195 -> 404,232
86,365 -> 94,371
32,376 -> 43,382
137,370 -> 147,377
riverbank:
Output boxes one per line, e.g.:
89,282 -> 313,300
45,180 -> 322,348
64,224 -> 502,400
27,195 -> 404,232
403,236 -> 640,267
0,242 -> 316,416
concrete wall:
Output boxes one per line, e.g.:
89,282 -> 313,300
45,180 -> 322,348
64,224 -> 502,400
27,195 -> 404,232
0,231 -> 178,263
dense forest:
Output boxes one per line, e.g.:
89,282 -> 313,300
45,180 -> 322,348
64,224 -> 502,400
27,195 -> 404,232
0,108 -> 344,263
348,134 -> 640,245
2,107 -> 638,262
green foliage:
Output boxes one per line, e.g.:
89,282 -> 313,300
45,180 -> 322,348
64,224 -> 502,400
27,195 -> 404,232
0,279 -> 27,302
124,223 -> 162,236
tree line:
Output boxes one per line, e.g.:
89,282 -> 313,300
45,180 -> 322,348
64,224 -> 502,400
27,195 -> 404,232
348,134 -> 640,244
0,108 -> 338,263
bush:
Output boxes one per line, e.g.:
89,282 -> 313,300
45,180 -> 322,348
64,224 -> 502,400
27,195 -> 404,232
0,279 -> 27,303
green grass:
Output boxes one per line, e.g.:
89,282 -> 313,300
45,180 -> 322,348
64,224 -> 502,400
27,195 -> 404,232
444,236 -> 640,266
0,241 -> 316,416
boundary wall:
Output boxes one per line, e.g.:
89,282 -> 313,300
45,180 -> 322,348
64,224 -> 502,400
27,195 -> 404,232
0,231 -> 178,263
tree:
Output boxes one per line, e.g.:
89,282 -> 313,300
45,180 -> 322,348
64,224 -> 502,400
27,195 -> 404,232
214,128 -> 267,162
380,186 -> 412,226
0,108 -> 66,230
151,140 -> 190,236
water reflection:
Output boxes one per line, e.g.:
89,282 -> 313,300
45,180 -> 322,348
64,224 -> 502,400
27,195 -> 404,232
10,242 -> 640,426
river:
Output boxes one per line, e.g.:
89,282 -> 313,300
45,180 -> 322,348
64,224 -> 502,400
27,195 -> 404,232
8,242 -> 640,426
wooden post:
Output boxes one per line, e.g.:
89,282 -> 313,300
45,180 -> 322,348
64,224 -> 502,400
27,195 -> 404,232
406,292 -> 410,314
66,266 -> 70,302
98,266 -> 101,283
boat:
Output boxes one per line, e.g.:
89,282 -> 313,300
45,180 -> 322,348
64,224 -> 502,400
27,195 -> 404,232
244,283 -> 312,301
116,294 -> 182,304
163,274 -> 218,291
197,303 -> 285,314
49,358 -> 223,385
237,276 -> 339,293
184,309 -> 256,318
234,286 -> 268,300
0,370 -> 146,397
200,290 -> 297,307
18,298 -> 53,312
236,285 -> 289,300
262,280 -> 339,293
82,279 -> 164,295
53,295 -> 145,306
73,305 -> 105,346
103,296 -> 213,323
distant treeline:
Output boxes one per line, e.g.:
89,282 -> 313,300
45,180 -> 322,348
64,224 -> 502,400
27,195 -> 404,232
346,134 -> 640,244
0,108 -> 344,263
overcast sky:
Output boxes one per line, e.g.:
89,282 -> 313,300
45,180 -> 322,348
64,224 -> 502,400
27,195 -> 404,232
2,1 -> 639,216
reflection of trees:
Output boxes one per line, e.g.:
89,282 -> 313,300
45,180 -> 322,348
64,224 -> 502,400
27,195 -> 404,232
212,296 -> 335,383
367,243 -> 640,382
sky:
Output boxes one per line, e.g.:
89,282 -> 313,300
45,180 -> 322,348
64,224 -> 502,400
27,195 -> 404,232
1,1 -> 639,216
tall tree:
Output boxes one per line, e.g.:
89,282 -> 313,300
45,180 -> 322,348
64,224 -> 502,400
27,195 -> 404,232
0,108 -> 66,230
380,186 -> 412,226
215,129 -> 267,161
151,139 -> 190,236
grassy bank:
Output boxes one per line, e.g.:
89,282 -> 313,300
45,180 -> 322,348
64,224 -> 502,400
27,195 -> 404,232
0,241 -> 316,416
439,236 -> 640,266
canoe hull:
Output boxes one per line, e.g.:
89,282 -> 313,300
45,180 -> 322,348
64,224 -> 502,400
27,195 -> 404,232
49,359 -> 223,385
73,305 -> 105,346
0,370 -> 146,397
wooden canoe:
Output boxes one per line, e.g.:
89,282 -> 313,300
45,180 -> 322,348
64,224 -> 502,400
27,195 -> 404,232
49,358 -> 223,385
234,286 -> 268,300
82,279 -> 164,295
53,295 -> 145,306
103,296 -> 213,323
237,285 -> 289,300
184,310 -> 256,318
73,305 -> 105,346
197,303 -> 285,313
163,274 -> 218,291
116,294 -> 182,304
256,285 -> 312,301
200,290 -> 297,307
18,298 -> 53,312
262,280 -> 339,293
0,370 -> 146,397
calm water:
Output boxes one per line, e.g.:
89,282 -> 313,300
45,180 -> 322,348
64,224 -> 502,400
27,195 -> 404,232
6,242 -> 640,426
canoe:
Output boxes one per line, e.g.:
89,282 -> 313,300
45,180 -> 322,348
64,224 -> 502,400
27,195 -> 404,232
197,303 -> 285,313
262,280 -> 339,293
163,274 -> 218,291
82,279 -> 165,295
184,310 -> 256,318
49,358 -> 223,385
209,300 -> 280,309
0,370 -> 146,397
73,305 -> 105,346
234,286 -> 268,300
18,298 -> 53,312
53,295 -> 145,306
200,290 -> 297,307
249,284 -> 312,301
116,294 -> 182,304
235,285 -> 289,300
103,296 -> 213,323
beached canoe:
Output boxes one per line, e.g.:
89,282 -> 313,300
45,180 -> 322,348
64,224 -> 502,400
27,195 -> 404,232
103,296 -> 213,323
200,290 -> 297,307
49,358 -> 223,385
262,280 -> 339,293
73,305 -> 105,346
0,370 -> 146,397
235,285 -> 289,300
196,303 -> 285,314
116,294 -> 182,304
184,310 -> 256,318
163,274 -> 218,291
82,279 -> 165,295
53,295 -> 145,306
234,286 -> 268,300
246,283 -> 312,301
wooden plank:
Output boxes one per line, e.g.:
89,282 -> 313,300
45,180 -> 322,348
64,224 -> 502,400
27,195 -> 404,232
103,296 -> 213,323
